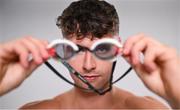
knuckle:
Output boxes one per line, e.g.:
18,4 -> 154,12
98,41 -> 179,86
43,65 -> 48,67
131,44 -> 138,52
14,42 -> 23,49
42,40 -> 49,46
137,32 -> 145,37
168,47 -> 177,55
20,37 -> 30,44
141,35 -> 151,41
142,37 -> 158,47
25,36 -> 33,40
129,33 -> 146,42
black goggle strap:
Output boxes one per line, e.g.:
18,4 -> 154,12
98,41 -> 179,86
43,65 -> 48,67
44,52 -> 132,95
44,60 -> 110,95
45,60 -> 132,95
60,60 -> 104,95
44,61 -> 82,89
112,66 -> 132,84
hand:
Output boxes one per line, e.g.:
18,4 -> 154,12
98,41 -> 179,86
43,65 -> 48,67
0,36 -> 50,96
122,33 -> 180,108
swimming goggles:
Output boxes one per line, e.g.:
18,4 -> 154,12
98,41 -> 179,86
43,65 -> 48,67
44,38 -> 132,95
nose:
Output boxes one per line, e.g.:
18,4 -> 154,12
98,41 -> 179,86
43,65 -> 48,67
82,51 -> 96,72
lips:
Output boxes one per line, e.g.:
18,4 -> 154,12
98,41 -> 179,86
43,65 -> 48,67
83,74 -> 100,82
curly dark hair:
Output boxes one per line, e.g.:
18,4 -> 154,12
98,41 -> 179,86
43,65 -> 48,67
56,0 -> 119,39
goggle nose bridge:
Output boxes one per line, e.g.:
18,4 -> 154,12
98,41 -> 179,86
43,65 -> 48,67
76,44 -> 94,53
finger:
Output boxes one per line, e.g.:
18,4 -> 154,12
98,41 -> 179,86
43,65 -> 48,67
122,36 -> 146,66
123,33 -> 145,55
13,43 -> 29,68
0,41 -> 18,60
42,40 -> 49,47
118,47 -> 123,55
143,47 -> 158,73
156,46 -> 177,63
25,59 -> 40,77
130,38 -> 147,66
20,38 -> 43,64
26,37 -> 49,60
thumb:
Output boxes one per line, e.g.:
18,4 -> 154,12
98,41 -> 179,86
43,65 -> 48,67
24,60 -> 41,78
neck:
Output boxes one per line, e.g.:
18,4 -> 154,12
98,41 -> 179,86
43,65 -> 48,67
71,86 -> 115,108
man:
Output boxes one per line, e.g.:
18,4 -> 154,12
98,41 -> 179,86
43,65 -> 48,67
0,0 -> 180,109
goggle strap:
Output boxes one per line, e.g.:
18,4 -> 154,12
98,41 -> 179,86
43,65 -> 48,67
112,67 -> 132,84
44,61 -> 110,95
44,61 -> 132,95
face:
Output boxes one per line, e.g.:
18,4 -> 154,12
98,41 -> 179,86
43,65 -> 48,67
66,34 -> 114,90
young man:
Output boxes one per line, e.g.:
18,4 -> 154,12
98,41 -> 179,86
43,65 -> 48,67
0,0 -> 180,109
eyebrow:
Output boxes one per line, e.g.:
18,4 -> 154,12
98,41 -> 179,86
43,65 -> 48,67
76,44 -> 92,52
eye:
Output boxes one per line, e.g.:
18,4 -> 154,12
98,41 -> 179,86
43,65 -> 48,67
94,43 -> 118,60
55,44 -> 76,60
63,45 -> 74,55
95,44 -> 111,54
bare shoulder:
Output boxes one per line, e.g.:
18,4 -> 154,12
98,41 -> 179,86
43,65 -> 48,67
20,90 -> 72,109
125,95 -> 168,109
114,87 -> 169,109
19,99 -> 60,109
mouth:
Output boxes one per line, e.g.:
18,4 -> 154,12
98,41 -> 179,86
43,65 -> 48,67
83,74 -> 100,82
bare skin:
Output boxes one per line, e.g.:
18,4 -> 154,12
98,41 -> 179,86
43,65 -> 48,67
0,33 -> 180,109
0,36 -> 49,95
123,33 -> 180,108
20,87 -> 167,109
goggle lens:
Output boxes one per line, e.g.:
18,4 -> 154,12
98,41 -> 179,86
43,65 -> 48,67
53,42 -> 120,61
55,44 -> 76,60
94,43 -> 119,60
